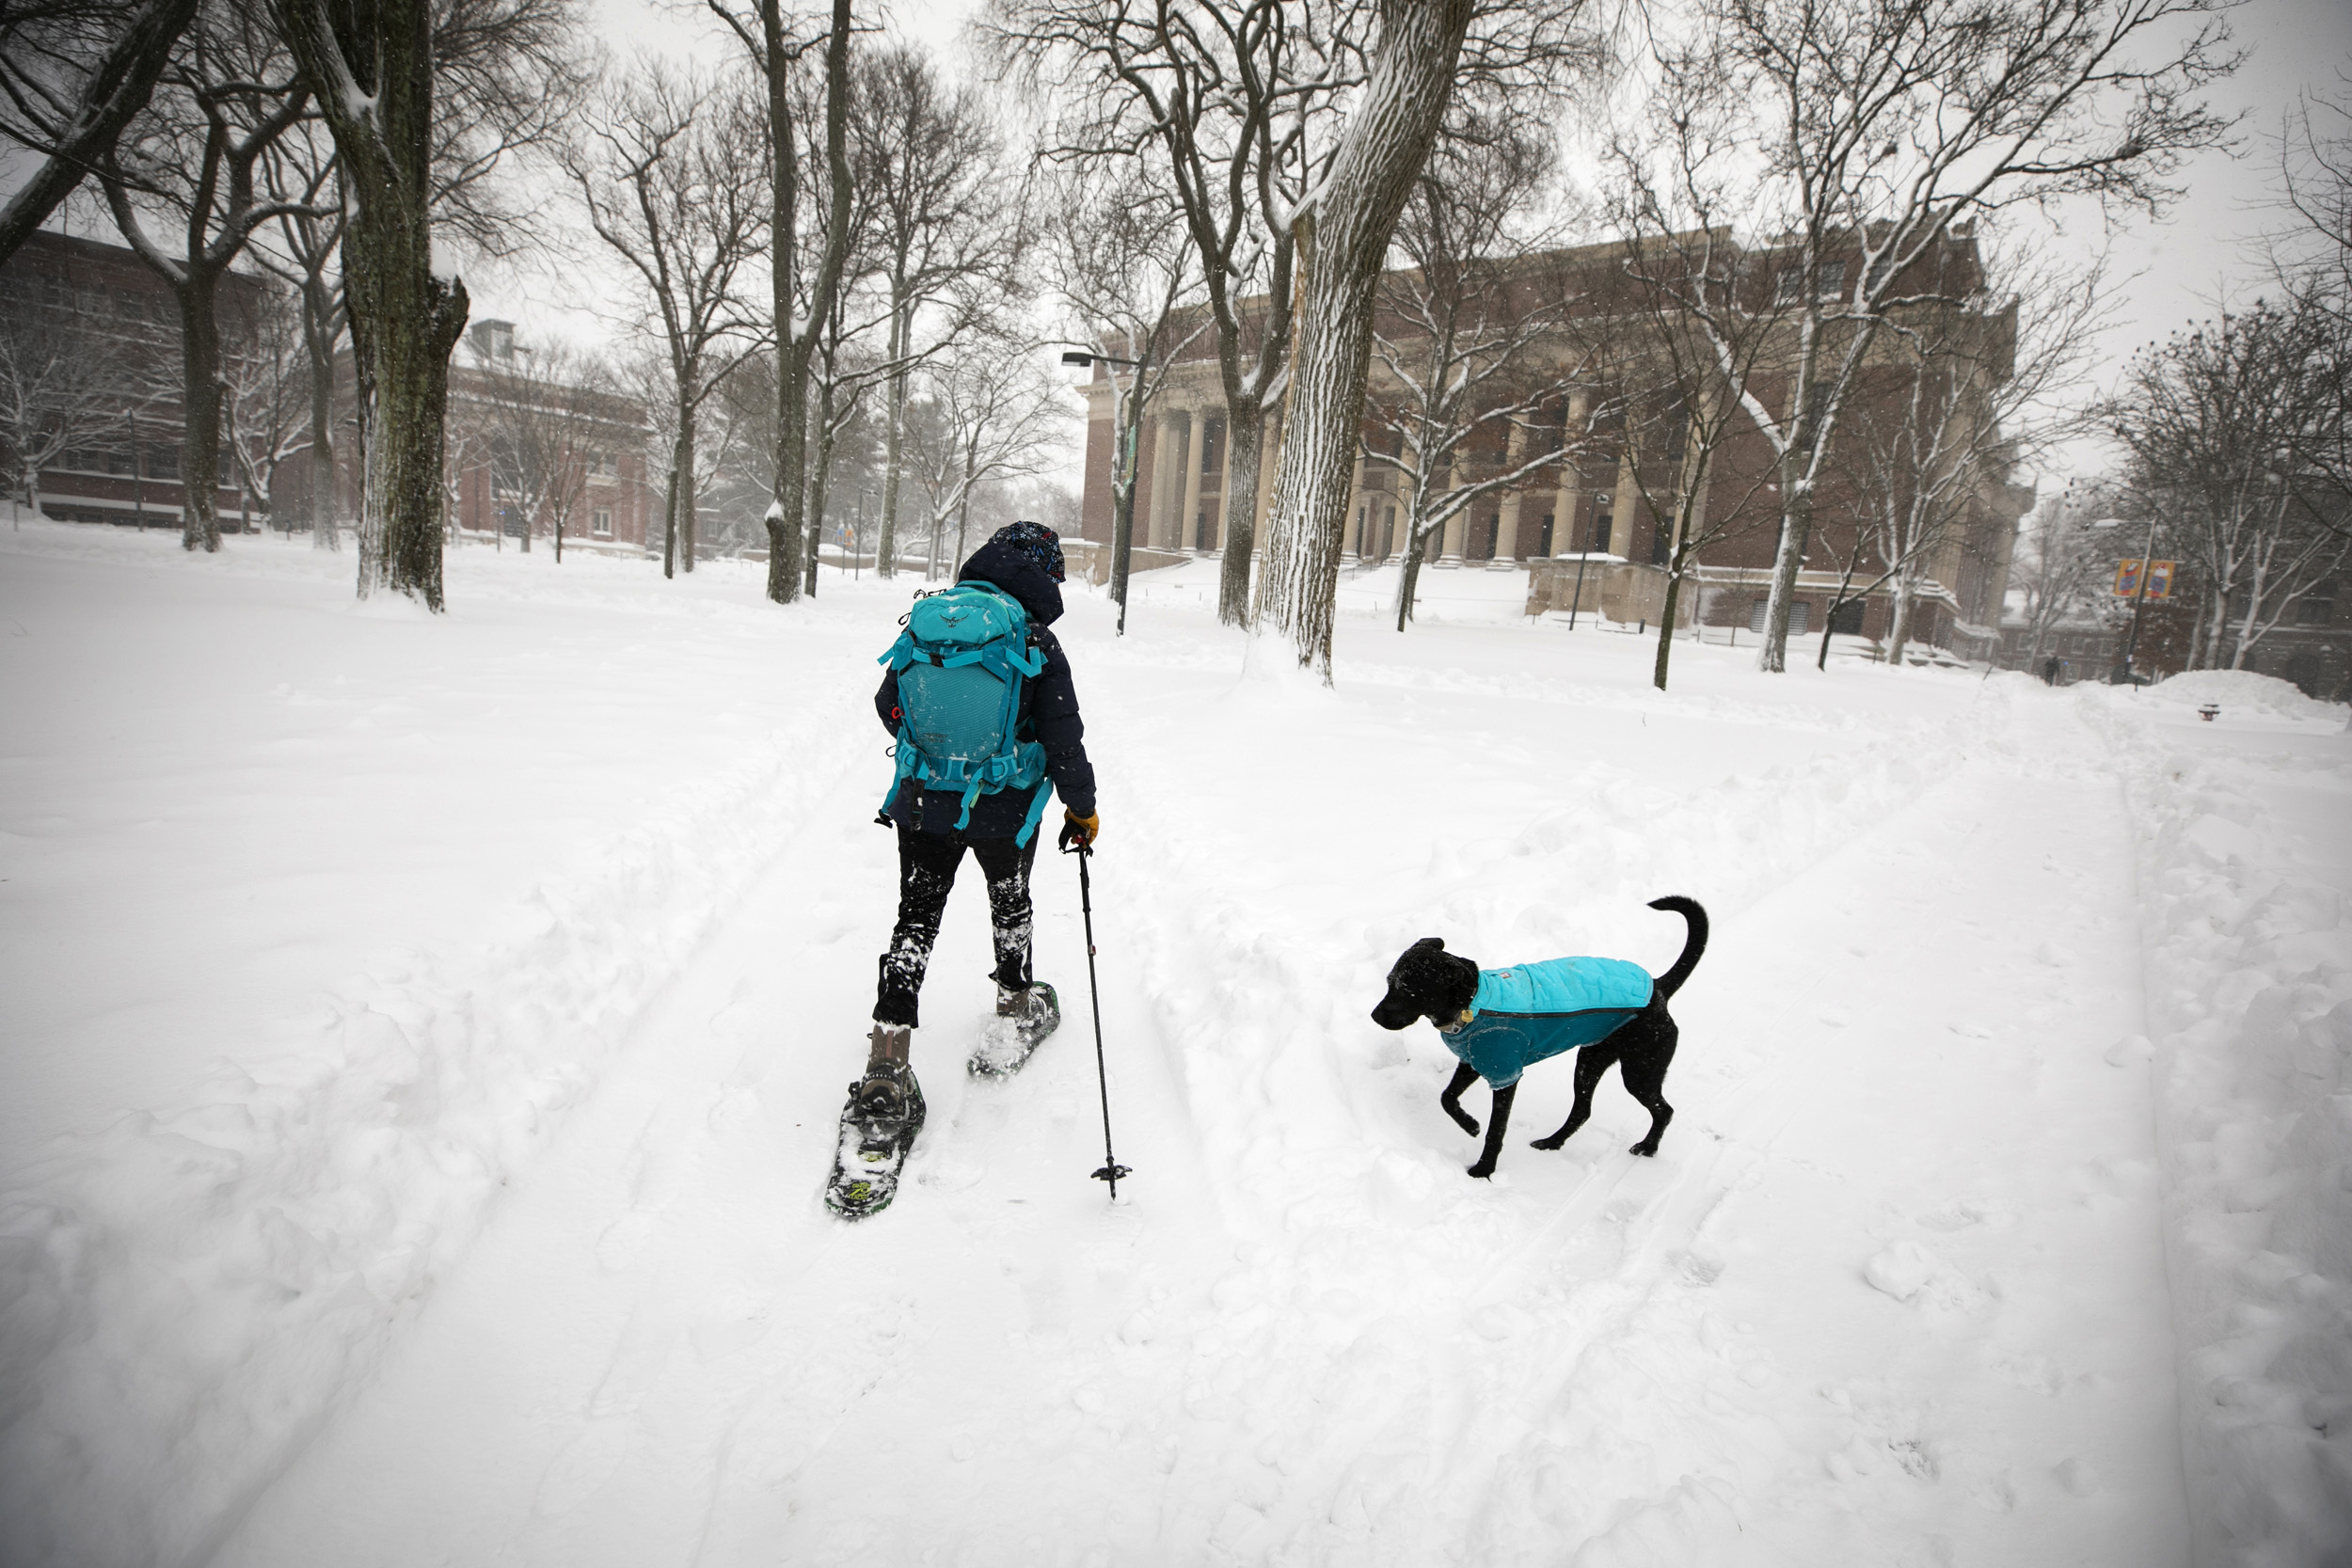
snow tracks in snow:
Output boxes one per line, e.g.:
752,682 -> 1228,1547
0,632 -> 872,1568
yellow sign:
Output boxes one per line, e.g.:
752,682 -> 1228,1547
2114,559 -> 2176,599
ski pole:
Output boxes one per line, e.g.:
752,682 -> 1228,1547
1066,837 -> 1130,1197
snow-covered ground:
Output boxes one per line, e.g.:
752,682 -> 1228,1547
0,518 -> 2344,1567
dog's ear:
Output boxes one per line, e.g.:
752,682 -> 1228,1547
1409,937 -> 1446,953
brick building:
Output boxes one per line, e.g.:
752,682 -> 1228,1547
0,230 -> 265,528
312,319 -> 659,551
1077,231 -> 2032,657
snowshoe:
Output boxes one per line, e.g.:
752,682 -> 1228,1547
969,982 -> 1061,1079
823,1060 -> 927,1220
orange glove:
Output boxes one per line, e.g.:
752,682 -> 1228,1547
1057,808 -> 1100,851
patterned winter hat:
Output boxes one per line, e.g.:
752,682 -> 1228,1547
992,520 -> 1066,582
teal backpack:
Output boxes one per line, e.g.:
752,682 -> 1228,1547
878,582 -> 1056,845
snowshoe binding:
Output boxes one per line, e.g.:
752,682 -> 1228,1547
969,981 -> 1061,1079
823,1058 -> 927,1220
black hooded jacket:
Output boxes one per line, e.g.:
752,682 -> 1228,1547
875,537 -> 1097,836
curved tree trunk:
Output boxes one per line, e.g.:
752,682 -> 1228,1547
1250,0 -> 1475,679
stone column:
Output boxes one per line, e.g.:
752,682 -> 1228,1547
1177,410 -> 1207,553
1438,483 -> 1466,565
1492,422 -> 1529,565
1148,411 -> 1184,549
1553,391 -> 1585,559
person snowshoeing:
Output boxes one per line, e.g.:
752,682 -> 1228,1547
833,521 -> 1098,1215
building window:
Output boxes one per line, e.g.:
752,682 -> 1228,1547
2297,590 -> 2335,626
1200,417 -> 1224,478
1776,260 -> 1846,302
1589,510 -> 1613,554
1750,598 -> 1812,635
593,507 -> 612,537
1534,512 -> 1553,557
1830,598 -> 1866,635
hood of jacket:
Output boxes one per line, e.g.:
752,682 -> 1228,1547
958,537 -> 1065,626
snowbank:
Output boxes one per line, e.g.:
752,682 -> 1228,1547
0,525 -> 879,1566
2144,670 -> 2349,725
2086,687 -> 2352,1565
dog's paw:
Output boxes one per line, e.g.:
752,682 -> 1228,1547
1628,1139 -> 1661,1157
1445,1111 -> 1481,1136
1530,1133 -> 1565,1150
1466,1160 -> 1496,1180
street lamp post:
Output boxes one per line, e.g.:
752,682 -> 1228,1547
1063,350 -> 1146,636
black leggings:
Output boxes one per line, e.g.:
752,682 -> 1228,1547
873,824 -> 1038,1027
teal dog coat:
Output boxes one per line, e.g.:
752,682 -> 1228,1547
1440,957 -> 1656,1087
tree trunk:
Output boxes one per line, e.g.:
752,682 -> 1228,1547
1756,456 -> 1813,673
1886,575 -> 1915,665
172,272 -> 227,552
353,261 -> 465,607
1383,524 -> 1421,629
305,305 -> 338,548
761,0 -> 852,605
877,302 -> 909,580
1654,564 -> 1685,690
808,379 -> 836,583
1110,387 -> 1142,633
281,0 -> 469,610
1216,396 -> 1262,624
664,415 -> 694,580
1250,0 -> 1474,679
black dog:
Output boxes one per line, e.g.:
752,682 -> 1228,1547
1372,896 -> 1708,1178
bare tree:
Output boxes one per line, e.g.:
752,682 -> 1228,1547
468,332 -> 617,560
569,63 -> 768,578
99,0 -> 322,552
425,0 -> 593,261
0,0 -> 200,263
219,276 -> 313,531
992,0 -> 1369,626
1047,162 -> 1205,630
1368,117 -> 1595,633
2112,298 -> 2352,670
1248,0 -> 1478,676
0,306 -> 135,515
904,324 -> 1069,578
706,0 -> 854,604
2010,480 -> 2127,671
275,0 -> 585,604
277,0 -> 466,606
1825,245 -> 2106,667
256,119 -> 347,547
845,43 -> 1025,580
1642,0 -> 2238,674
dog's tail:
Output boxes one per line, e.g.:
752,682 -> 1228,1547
1647,895 -> 1708,999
